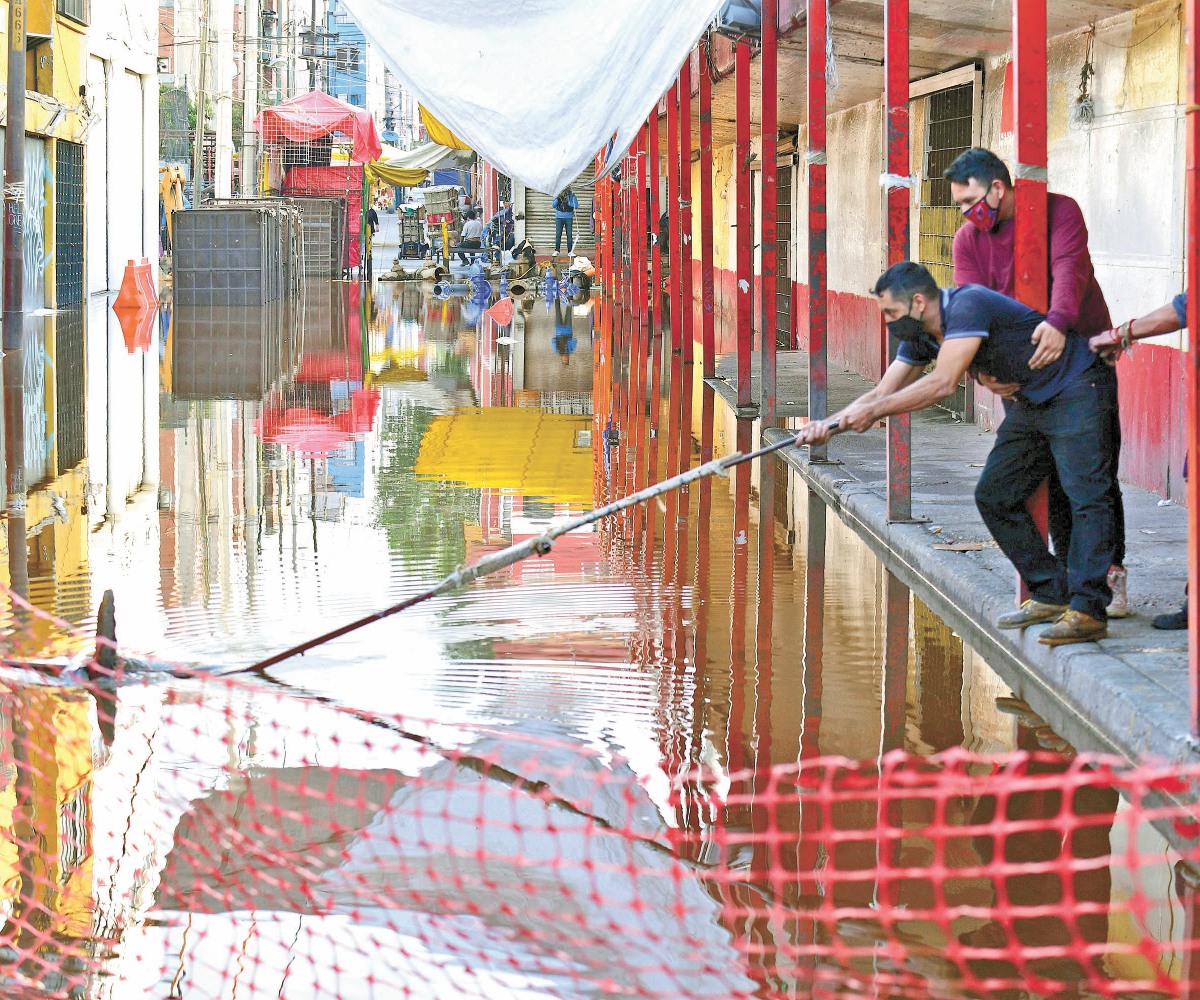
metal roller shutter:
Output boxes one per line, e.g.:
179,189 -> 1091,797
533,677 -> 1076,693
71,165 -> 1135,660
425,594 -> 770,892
523,170 -> 595,258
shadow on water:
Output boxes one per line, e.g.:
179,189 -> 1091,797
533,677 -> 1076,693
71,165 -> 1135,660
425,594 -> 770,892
0,276 -> 1187,996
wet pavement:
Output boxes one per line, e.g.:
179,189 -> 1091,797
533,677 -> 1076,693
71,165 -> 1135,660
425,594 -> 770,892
0,270 -> 1189,997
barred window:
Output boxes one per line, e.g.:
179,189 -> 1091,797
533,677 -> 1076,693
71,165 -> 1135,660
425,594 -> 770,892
57,0 -> 89,25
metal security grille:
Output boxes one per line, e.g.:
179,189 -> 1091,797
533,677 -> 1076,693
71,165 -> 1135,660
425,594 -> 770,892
919,82 -> 975,417
56,0 -> 89,24
55,141 -> 84,307
775,164 -> 792,348
55,307 -> 85,472
918,83 -> 974,287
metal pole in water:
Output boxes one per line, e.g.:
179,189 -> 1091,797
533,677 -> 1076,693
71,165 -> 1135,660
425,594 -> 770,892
238,424 -> 841,674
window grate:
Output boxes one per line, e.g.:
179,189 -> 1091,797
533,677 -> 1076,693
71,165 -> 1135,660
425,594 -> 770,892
918,83 -> 974,289
55,141 -> 84,307
775,164 -> 793,349
56,0 -> 89,25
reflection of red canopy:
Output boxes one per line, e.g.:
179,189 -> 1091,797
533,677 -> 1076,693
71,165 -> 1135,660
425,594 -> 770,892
254,90 -> 383,164
257,387 -> 381,457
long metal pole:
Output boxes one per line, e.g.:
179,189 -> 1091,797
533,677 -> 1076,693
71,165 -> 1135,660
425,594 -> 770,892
760,0 -> 778,430
1013,0 -> 1051,603
192,0 -> 210,207
1187,0 -> 1200,737
242,425 -> 841,673
807,0 -> 830,461
699,37 -> 716,381
884,0 -> 912,522
735,40 -> 753,412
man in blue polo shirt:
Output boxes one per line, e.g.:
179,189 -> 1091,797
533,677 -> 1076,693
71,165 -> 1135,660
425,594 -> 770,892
796,261 -> 1118,645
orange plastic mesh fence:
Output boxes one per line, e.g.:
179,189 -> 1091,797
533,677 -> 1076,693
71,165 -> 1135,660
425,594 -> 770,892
0,641 -> 1193,1000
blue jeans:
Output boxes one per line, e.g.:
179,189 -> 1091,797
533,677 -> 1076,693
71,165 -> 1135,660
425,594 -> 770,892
975,362 -> 1118,620
555,217 -> 573,253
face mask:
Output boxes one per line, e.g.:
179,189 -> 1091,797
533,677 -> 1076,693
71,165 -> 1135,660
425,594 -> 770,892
963,188 -> 1000,233
887,313 -> 925,342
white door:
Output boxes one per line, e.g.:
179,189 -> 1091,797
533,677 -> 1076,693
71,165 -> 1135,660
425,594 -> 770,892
107,69 -> 146,287
86,56 -> 108,295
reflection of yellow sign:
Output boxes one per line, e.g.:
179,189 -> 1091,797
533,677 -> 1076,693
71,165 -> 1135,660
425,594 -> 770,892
415,408 -> 592,504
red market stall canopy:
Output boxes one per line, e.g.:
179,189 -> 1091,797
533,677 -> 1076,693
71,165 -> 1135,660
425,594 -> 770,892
254,90 -> 383,164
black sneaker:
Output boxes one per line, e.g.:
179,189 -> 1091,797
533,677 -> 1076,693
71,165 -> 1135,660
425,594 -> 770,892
1152,602 -> 1188,631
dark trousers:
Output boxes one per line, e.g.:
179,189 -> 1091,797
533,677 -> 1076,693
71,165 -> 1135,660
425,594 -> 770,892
975,363 -> 1118,621
1047,391 -> 1126,567
555,217 -> 574,253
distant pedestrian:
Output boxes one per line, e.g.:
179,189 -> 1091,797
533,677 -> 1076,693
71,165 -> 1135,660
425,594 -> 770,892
458,209 -> 484,263
796,261 -> 1119,647
554,188 -> 579,256
366,206 -> 380,237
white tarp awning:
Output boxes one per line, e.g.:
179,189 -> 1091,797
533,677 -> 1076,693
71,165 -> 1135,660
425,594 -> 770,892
340,0 -> 724,195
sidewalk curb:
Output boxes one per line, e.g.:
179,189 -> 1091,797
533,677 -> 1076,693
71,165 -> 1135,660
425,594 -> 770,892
759,424 -> 1200,769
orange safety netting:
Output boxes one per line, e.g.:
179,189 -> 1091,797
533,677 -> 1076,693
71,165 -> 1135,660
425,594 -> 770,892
0,627 -> 1193,1000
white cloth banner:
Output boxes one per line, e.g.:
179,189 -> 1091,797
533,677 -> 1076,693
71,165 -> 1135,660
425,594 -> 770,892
340,0 -> 723,194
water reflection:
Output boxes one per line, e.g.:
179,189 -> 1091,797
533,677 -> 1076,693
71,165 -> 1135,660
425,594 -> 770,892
0,277 -> 1186,996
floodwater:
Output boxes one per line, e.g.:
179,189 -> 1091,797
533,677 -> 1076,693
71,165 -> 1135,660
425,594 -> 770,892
0,271 -> 1192,998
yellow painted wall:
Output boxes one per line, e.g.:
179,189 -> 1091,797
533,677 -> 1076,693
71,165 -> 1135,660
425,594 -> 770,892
0,2 -> 90,142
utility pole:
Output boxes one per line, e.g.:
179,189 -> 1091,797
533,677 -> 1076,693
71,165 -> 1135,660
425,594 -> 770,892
192,0 -> 210,207
310,0 -> 321,92
3,0 -> 27,597
242,0 -> 261,196
213,0 -> 235,199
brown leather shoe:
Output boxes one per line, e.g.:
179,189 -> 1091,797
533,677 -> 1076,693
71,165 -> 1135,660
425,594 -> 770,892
1038,610 -> 1107,646
997,599 -> 1069,630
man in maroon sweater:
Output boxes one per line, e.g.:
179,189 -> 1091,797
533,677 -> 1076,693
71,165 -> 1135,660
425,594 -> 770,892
946,148 -> 1128,618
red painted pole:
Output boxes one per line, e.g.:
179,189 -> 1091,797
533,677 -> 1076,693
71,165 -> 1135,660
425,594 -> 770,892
1186,0 -> 1200,737
884,0 -> 912,522
807,0 -> 830,461
760,0 -> 778,430
666,82 -> 683,487
735,40 -> 753,411
649,104 -> 663,328
664,84 -> 683,576
1013,0 -> 1051,603
679,60 -> 695,481
699,38 -> 716,381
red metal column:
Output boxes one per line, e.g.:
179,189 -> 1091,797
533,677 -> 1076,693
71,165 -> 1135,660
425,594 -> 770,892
666,82 -> 683,487
760,0 -> 778,430
1187,0 -> 1200,736
679,61 -> 696,480
735,40 -> 753,411
884,0 -> 912,522
807,0 -> 830,461
1013,0 -> 1051,602
649,106 -> 663,327
699,38 -> 716,380
664,83 -> 684,576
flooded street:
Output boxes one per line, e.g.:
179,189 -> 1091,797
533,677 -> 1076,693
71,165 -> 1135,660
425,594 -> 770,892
0,278 -> 1193,998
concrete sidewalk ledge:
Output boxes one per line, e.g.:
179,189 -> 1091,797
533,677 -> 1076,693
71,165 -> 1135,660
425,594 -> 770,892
704,351 -> 1194,766
754,418 -> 1196,768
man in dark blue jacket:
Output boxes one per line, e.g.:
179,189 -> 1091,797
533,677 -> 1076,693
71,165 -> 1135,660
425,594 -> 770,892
797,261 -> 1118,646
554,188 -> 580,255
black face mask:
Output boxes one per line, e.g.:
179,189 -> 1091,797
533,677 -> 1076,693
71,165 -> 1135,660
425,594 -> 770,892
887,315 -> 925,342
